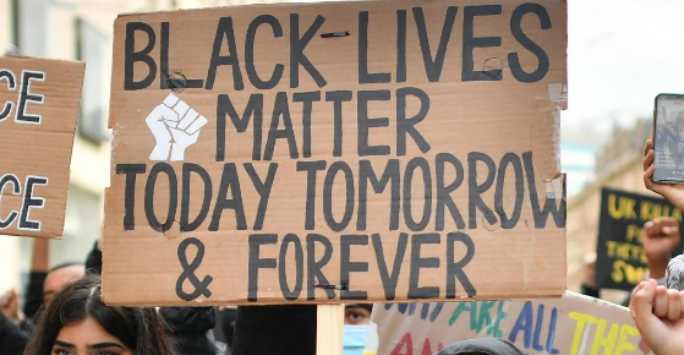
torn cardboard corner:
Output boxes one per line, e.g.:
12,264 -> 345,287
0,56 -> 84,239
104,0 -> 567,306
547,83 -> 568,110
544,173 -> 566,201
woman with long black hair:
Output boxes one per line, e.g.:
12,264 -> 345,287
24,275 -> 175,355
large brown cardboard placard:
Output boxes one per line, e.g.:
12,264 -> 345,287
0,56 -> 84,238
373,291 -> 651,355
104,0 -> 567,305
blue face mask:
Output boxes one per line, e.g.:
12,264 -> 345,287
343,324 -> 373,355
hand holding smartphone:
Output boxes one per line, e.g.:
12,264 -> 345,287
653,93 -> 684,183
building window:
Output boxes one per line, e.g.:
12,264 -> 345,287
17,0 -> 47,56
76,18 -> 110,142
10,0 -> 20,51
59,185 -> 103,265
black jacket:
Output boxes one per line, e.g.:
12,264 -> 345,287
22,271 -> 46,320
0,313 -> 28,355
232,305 -> 316,355
160,307 -> 223,355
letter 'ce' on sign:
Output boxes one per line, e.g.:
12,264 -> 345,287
0,56 -> 84,239
104,0 -> 567,306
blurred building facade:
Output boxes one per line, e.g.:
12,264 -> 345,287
566,119 -> 652,296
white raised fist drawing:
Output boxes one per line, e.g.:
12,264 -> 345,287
146,93 -> 208,161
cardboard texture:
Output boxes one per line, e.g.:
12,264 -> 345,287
104,0 -> 567,305
0,56 -> 84,239
596,188 -> 683,291
373,291 -> 652,355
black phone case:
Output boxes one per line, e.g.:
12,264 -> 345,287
653,93 -> 684,183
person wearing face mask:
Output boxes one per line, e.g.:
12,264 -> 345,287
343,304 -> 378,355
24,275 -> 176,355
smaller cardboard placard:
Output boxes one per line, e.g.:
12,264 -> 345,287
596,188 -> 683,291
373,291 -> 651,355
0,56 -> 84,238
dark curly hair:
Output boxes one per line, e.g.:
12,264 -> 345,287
24,274 -> 176,355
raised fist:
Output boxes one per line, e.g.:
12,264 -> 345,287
642,217 -> 681,279
145,93 -> 208,161
630,279 -> 684,355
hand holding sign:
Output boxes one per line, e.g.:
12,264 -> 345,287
0,289 -> 21,322
644,139 -> 684,210
146,93 -> 208,161
630,279 -> 684,355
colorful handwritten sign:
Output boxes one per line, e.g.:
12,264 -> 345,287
373,291 -> 651,355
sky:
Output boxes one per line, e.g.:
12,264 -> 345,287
564,0 -> 684,136
561,0 -> 684,193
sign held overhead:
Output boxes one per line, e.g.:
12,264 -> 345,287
104,0 -> 567,305
0,56 -> 84,239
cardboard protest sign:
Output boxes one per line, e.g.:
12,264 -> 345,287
0,56 -> 84,238
596,188 -> 683,291
373,291 -> 652,355
104,0 -> 567,305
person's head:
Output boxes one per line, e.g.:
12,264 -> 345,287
437,338 -> 524,355
344,304 -> 372,325
26,275 -> 175,355
43,262 -> 86,305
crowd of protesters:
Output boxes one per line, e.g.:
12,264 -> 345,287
628,139 -> 684,355
0,237 -> 377,355
2,138 -> 684,355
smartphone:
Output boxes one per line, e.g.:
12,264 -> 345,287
653,93 -> 684,183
